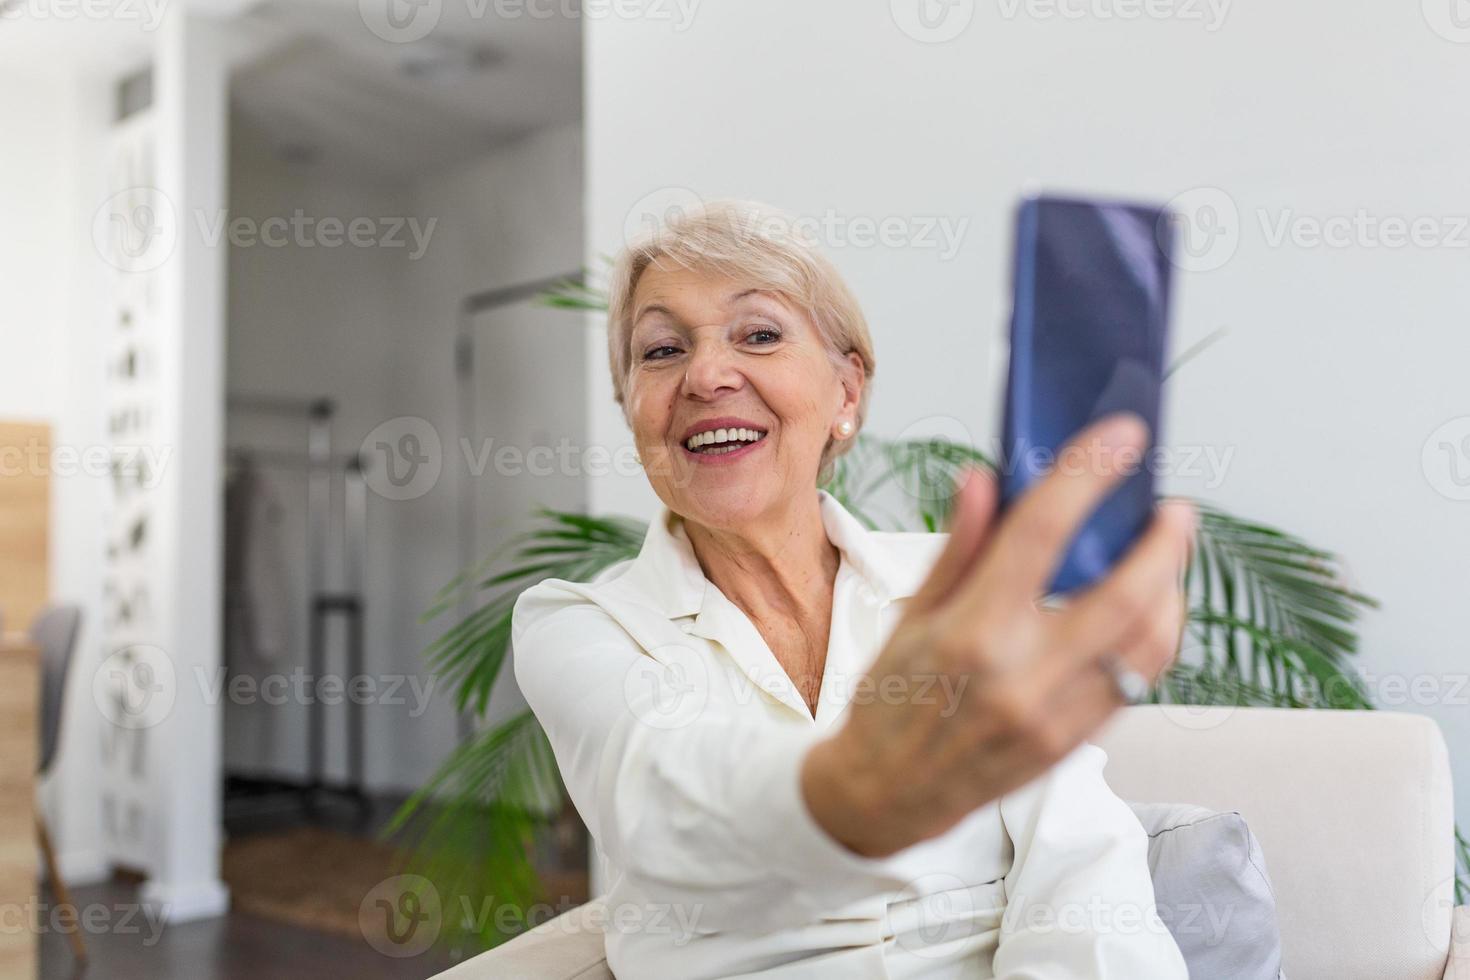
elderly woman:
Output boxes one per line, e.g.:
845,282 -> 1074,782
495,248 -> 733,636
511,200 -> 1195,978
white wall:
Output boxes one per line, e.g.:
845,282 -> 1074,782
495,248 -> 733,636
225,121 -> 583,792
393,121 -> 586,743
0,72 -> 72,423
0,65 -> 113,885
585,1 -> 1470,831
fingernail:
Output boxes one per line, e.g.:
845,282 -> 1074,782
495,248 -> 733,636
1160,497 -> 1195,530
1100,412 -> 1149,449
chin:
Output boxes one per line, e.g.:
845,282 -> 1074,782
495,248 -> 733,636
676,483 -> 773,528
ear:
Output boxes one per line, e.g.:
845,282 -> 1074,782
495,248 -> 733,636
835,351 -> 865,416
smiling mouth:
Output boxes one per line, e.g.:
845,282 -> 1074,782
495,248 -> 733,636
682,427 -> 769,455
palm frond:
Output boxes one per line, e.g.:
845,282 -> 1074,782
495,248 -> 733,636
1155,658 -> 1314,709
1163,325 -> 1229,380
384,710 -> 564,950
822,433 -> 992,532
421,508 -> 646,715
536,276 -> 609,312
1457,828 -> 1469,906
535,256 -> 615,312
1187,504 -> 1377,707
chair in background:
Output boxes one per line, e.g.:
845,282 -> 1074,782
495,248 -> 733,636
31,604 -> 86,964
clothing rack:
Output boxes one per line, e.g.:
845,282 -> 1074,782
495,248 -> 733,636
225,393 -> 370,824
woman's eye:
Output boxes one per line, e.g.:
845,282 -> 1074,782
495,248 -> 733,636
642,345 -> 681,361
748,327 -> 782,345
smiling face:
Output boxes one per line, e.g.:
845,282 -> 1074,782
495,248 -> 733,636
625,262 -> 865,531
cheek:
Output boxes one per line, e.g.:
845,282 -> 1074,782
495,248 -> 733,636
761,358 -> 841,435
625,378 -> 672,445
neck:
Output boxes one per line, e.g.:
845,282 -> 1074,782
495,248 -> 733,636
682,490 -> 840,621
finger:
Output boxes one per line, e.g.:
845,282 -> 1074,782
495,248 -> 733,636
1026,571 -> 1190,767
953,412 -> 1151,614
1045,498 -> 1195,670
1108,573 -> 1190,685
902,466 -> 1001,620
1165,495 -> 1200,590
1044,662 -> 1129,755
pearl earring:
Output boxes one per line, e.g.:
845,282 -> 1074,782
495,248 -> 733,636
837,420 -> 854,437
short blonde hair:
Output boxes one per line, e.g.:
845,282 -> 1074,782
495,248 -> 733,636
606,199 -> 877,481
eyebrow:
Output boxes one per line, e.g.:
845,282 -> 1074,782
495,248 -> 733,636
632,288 -> 777,328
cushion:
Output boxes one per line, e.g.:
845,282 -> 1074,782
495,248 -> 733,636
1129,802 -> 1286,980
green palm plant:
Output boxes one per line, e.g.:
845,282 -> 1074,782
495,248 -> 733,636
386,278 -> 1470,951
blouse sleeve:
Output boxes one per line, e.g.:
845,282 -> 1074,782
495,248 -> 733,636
510,580 -> 912,935
990,741 -> 1189,979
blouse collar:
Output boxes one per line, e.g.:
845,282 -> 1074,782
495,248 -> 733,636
617,488 -> 925,623
595,489 -> 936,720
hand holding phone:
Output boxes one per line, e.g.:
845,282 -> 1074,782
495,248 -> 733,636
1000,194 -> 1176,595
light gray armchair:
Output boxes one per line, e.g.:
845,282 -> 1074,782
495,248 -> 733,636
434,706 -> 1468,980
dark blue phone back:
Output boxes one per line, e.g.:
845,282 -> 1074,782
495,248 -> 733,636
1000,195 -> 1175,595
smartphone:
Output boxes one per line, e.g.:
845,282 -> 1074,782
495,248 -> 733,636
999,193 -> 1176,596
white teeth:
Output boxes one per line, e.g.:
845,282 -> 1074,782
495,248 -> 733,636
684,427 -> 768,452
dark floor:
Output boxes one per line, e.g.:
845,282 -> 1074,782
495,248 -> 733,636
38,876 -> 458,980
38,792 -> 471,980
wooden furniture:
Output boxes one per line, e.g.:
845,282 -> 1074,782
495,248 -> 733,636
0,420 -> 52,977
0,421 -> 49,637
0,639 -> 39,980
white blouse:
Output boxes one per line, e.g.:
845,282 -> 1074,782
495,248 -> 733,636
511,489 -> 1189,979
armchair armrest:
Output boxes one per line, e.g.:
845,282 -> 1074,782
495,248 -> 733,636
1445,906 -> 1470,980
430,900 -> 611,980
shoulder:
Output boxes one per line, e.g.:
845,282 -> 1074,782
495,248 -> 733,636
510,560 -> 635,646
510,556 -> 692,679
508,571 -> 642,702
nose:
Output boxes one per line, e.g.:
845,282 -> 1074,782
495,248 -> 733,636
680,338 -> 745,400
